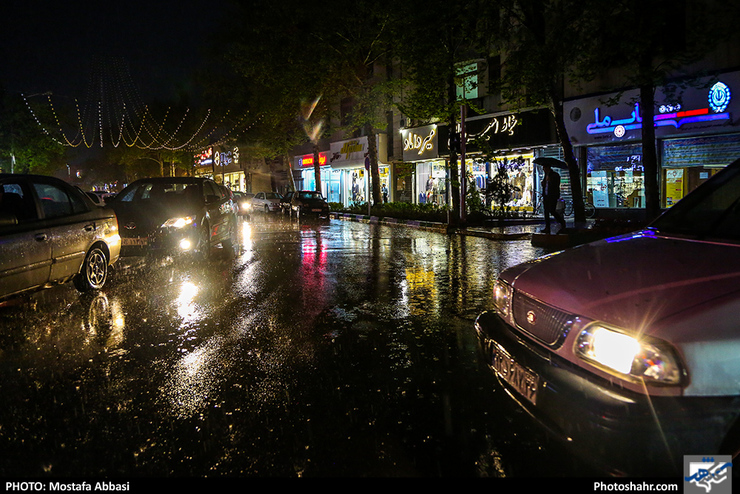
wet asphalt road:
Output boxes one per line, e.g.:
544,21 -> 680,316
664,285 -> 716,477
0,214 -> 595,477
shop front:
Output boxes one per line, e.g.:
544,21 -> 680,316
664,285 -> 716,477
328,135 -> 389,207
194,146 -> 247,191
294,151 -> 339,202
438,108 -> 560,214
401,124 -> 446,206
564,71 -> 740,213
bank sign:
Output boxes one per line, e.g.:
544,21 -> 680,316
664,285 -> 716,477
564,71 -> 738,145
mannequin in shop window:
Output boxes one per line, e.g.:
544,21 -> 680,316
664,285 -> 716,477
541,163 -> 567,234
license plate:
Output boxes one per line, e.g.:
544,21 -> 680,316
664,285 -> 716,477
122,237 -> 148,246
490,341 -> 540,405
311,209 -> 322,212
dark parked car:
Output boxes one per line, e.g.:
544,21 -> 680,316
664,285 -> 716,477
475,157 -> 740,476
286,190 -> 330,218
279,191 -> 294,214
108,177 -> 237,260
0,174 -> 121,301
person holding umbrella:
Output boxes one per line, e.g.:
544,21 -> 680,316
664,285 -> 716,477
538,160 -> 567,234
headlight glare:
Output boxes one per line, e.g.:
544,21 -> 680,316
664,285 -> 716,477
162,216 -> 194,228
492,279 -> 512,318
575,324 -> 683,385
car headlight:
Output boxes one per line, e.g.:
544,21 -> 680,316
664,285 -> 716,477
241,202 -> 251,210
162,216 -> 195,228
574,323 -> 684,385
492,279 -> 513,318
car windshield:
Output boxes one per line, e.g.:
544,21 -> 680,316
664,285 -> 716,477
652,159 -> 740,241
116,182 -> 201,204
297,191 -> 322,200
264,192 -> 282,199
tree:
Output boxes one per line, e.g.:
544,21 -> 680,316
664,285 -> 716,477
312,0 -> 397,205
221,0 -> 398,202
389,0 -> 488,227
484,0 -> 596,225
217,0 -> 336,194
0,90 -> 65,175
580,0 -> 740,220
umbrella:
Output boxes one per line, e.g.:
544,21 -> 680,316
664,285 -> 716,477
533,157 -> 568,169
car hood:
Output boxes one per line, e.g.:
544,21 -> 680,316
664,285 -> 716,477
505,230 -> 740,336
111,201 -> 199,232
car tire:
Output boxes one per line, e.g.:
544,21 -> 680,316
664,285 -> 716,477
195,224 -> 211,261
73,245 -> 109,292
221,219 -> 238,253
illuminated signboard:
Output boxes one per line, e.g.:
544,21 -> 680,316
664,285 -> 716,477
402,125 -> 438,161
298,153 -> 328,167
437,109 -> 555,154
195,147 -> 239,167
564,72 -> 738,144
586,94 -> 731,138
329,136 -> 369,168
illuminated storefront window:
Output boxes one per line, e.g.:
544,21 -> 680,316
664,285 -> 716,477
586,144 -> 644,209
415,160 -> 446,205
662,134 -> 740,207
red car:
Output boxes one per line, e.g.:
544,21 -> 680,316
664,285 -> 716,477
477,157 -> 740,476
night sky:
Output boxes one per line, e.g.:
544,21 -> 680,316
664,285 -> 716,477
0,0 -> 226,101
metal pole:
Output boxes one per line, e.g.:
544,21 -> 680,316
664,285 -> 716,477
460,105 -> 467,224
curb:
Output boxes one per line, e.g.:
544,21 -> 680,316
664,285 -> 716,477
330,212 -> 533,240
329,212 -> 620,248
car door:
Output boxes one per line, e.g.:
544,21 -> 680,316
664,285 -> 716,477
203,180 -> 232,243
32,179 -> 97,281
0,179 -> 51,298
253,192 -> 264,209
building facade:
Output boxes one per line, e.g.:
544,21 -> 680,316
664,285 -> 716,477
564,70 -> 740,214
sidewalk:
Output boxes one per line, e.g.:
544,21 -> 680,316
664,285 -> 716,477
330,212 -> 605,248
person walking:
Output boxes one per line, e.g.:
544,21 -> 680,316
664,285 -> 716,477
541,163 -> 567,234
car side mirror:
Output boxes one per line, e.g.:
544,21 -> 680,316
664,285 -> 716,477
0,212 -> 18,227
205,194 -> 219,204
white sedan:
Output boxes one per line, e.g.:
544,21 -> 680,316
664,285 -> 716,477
251,192 -> 283,213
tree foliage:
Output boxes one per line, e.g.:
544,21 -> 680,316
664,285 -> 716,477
389,0 -> 490,225
576,0 -> 740,220
0,90 -> 65,175
218,0 -> 399,201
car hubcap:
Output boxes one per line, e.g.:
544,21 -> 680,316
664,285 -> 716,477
88,250 -> 107,287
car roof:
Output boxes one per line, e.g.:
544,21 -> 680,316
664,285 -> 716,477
0,173 -> 69,182
128,177 -> 208,184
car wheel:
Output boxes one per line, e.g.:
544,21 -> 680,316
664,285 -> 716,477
264,205 -> 269,214
73,246 -> 108,292
195,224 -> 211,261
221,219 -> 239,253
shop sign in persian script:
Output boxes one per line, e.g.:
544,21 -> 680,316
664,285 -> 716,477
402,125 -> 438,161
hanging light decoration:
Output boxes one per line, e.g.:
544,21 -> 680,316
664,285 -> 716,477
22,57 -> 261,151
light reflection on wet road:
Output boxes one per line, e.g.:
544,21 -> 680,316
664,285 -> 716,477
0,215 -> 594,477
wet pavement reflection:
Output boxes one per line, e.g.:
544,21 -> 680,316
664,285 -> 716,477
0,215 -> 596,477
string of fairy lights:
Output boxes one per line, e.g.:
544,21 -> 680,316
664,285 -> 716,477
22,57 -> 262,152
